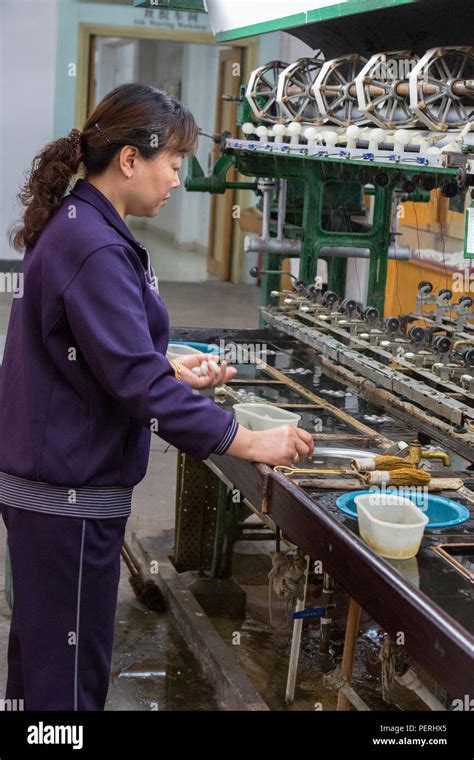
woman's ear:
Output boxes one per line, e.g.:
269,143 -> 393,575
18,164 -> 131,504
119,145 -> 138,177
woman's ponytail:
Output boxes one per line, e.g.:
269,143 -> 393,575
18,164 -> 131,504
9,129 -> 84,252
9,83 -> 199,253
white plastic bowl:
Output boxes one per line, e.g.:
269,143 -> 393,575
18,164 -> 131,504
233,403 -> 300,431
354,493 -> 429,560
166,343 -> 203,360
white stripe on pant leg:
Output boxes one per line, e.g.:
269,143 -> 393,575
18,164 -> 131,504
74,520 -> 86,711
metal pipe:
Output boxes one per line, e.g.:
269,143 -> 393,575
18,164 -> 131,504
317,81 -> 473,99
319,571 -> 334,657
245,238 -> 411,259
391,190 -> 404,246
260,179 -> 273,240
277,179 -> 288,240
244,236 -> 302,255
396,669 -> 446,711
319,246 -> 411,260
226,181 -> 259,190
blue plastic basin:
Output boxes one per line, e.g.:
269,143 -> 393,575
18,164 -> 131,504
336,489 -> 470,530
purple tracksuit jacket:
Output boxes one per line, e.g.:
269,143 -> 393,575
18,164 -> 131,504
0,179 -> 238,519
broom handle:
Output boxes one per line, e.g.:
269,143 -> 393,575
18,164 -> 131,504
123,539 -> 140,573
120,545 -> 137,576
122,540 -> 146,581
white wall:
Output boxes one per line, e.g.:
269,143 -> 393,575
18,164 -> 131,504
279,31 -> 316,61
0,0 -> 59,259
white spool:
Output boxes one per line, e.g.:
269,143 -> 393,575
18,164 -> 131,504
287,121 -> 302,145
394,129 -> 411,154
346,124 -> 361,149
368,128 -> 385,153
304,127 -> 318,147
324,131 -> 338,148
272,123 -> 287,144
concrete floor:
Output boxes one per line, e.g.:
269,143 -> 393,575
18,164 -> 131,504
0,280 -> 259,710
128,224 -> 210,283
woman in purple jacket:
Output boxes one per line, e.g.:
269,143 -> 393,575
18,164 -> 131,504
0,83 -> 313,710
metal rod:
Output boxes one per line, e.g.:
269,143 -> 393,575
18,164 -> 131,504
311,81 -> 473,99
261,180 -> 272,240
311,434 -> 382,444
319,572 -> 334,657
227,379 -> 285,384
245,239 -> 410,259
244,236 -> 302,255
277,179 -> 288,241
319,246 -> 411,260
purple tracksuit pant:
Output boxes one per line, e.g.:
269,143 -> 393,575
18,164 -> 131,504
1,504 -> 127,710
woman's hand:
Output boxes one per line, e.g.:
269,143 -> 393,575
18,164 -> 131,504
225,424 -> 315,467
175,353 -> 237,390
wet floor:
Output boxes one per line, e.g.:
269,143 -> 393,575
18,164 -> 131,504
106,569 -> 219,711
209,548 -> 429,712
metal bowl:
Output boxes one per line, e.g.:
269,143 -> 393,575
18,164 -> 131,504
312,447 -> 382,460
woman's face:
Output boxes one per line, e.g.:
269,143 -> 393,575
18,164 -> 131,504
122,147 -> 184,217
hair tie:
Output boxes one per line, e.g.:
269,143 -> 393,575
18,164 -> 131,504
66,128 -> 84,166
67,128 -> 82,148
94,122 -> 112,145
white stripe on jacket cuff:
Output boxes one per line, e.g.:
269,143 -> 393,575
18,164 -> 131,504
212,418 -> 239,455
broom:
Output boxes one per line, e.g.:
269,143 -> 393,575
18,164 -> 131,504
351,455 -> 415,472
363,469 -> 431,486
275,464 -> 431,487
121,540 -> 166,612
